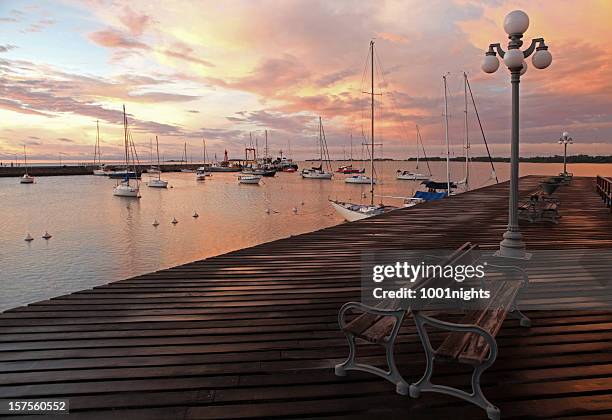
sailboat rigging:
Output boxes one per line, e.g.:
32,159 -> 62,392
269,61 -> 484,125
396,124 -> 431,181
301,117 -> 333,179
148,136 -> 168,188
112,105 -> 140,197
196,138 -> 212,180
92,120 -> 108,175
20,145 -> 34,184
330,40 -> 396,221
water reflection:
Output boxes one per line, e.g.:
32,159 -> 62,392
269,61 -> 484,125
0,161 -> 610,311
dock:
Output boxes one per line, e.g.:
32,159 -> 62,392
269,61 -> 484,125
1,175 -> 611,419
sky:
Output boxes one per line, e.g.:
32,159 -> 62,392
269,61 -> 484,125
0,0 -> 611,163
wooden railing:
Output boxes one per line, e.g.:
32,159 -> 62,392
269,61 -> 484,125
596,175 -> 612,211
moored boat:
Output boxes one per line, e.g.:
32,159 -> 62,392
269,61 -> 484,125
238,174 -> 262,184
345,174 -> 376,184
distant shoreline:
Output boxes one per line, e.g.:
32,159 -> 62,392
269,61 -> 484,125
306,155 -> 612,163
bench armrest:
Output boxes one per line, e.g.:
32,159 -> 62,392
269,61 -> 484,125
413,311 -> 498,362
338,301 -> 405,329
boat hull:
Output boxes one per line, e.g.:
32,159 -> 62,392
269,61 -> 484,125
20,176 -> 34,184
238,175 -> 261,184
301,171 -> 333,179
329,200 -> 394,222
397,172 -> 430,181
148,179 -> 168,188
345,176 -> 376,184
113,184 -> 140,197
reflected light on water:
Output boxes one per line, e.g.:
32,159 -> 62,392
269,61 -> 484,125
0,161 -> 610,311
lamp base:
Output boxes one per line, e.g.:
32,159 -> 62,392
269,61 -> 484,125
495,230 -> 532,260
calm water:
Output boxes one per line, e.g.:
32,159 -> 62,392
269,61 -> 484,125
1,161 -> 610,311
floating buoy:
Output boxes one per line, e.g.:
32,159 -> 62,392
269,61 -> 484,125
24,233 -> 34,242
192,211 -> 199,218
301,201 -> 305,206
171,217 -> 178,224
265,208 -> 270,214
292,207 -> 298,214
42,231 -> 52,239
152,219 -> 160,227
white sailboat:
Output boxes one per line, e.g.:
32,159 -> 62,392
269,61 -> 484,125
196,138 -> 211,180
330,40 -> 397,221
345,174 -> 376,184
113,105 -> 140,198
301,117 -> 333,179
397,125 -> 431,181
20,145 -> 35,184
148,136 -> 168,188
92,120 -> 109,175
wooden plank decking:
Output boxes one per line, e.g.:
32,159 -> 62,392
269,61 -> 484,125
1,176 -> 611,419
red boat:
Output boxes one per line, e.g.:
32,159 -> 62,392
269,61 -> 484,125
337,164 -> 365,174
283,167 -> 297,173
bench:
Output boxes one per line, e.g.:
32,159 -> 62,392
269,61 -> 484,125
409,262 -> 531,420
334,242 -> 478,395
518,191 -> 560,224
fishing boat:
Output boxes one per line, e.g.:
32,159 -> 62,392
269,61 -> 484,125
397,125 -> 431,181
148,136 -> 168,188
301,117 -> 333,179
92,120 -> 110,175
330,40 -> 397,221
20,145 -> 35,184
238,174 -> 262,184
113,105 -> 140,198
206,150 -> 242,172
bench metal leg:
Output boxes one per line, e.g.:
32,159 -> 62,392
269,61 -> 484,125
335,305 -> 409,395
409,314 -> 500,420
509,307 -> 531,327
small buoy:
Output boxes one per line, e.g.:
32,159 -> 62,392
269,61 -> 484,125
152,219 -> 160,227
265,208 -> 270,214
42,231 -> 52,239
292,207 -> 298,214
171,217 -> 178,224
24,233 -> 34,242
301,201 -> 305,206
192,211 -> 199,218
362,192 -> 367,198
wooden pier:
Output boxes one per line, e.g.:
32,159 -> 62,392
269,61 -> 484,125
1,176 -> 611,419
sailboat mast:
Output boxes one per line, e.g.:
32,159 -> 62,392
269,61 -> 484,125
415,124 -> 420,170
264,130 -> 268,161
463,72 -> 470,191
123,105 -> 129,185
349,131 -> 353,162
95,119 -> 100,166
319,116 -> 323,166
370,40 -> 375,206
156,136 -> 161,180
443,75 -> 450,196
23,145 -> 28,175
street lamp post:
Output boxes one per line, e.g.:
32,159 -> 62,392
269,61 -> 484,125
559,132 -> 573,175
481,10 -> 552,260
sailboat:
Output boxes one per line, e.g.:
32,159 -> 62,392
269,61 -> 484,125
113,105 -> 140,198
20,145 -> 35,184
180,142 -> 194,172
148,136 -> 168,188
330,40 -> 396,221
337,132 -> 365,174
397,125 -> 431,181
301,117 -> 333,179
92,120 -> 109,175
196,138 -> 212,180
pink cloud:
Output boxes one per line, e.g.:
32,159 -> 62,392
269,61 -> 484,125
89,29 -> 149,49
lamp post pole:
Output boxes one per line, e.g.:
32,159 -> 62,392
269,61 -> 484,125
481,10 -> 552,260
559,132 -> 573,175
